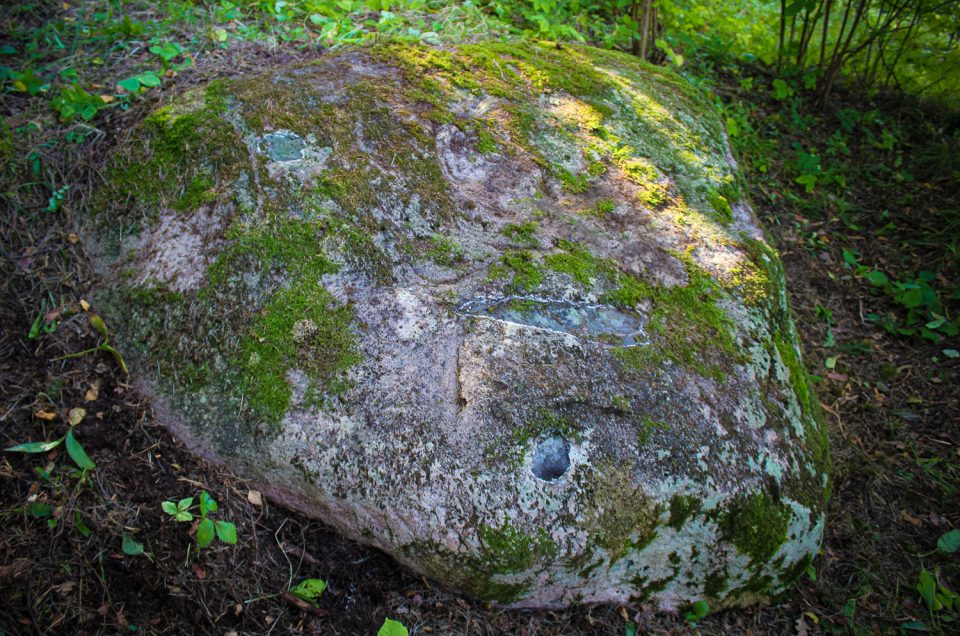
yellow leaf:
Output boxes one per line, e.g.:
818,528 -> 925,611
67,233 -> 79,244
85,381 -> 100,402
12,81 -> 26,92
99,94 -> 115,103
80,299 -> 90,312
35,410 -> 58,421
68,407 -> 86,426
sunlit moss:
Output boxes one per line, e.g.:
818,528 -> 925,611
502,220 -> 539,246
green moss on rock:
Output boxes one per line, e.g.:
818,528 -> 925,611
495,250 -> 543,292
478,522 -> 557,575
720,491 -> 791,564
502,221 -> 539,246
97,83 -> 246,220
668,493 -> 702,529
238,281 -> 360,424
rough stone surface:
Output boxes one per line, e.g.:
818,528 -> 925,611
90,40 -> 830,609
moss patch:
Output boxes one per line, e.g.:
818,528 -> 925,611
238,281 -> 360,424
609,255 -> 739,380
720,491 -> 791,564
544,240 -> 603,286
502,221 -> 539,246
96,82 -> 245,223
477,521 -> 557,575
425,233 -> 464,266
492,250 -> 543,292
584,465 -> 661,562
667,493 -> 702,529
580,198 -> 616,218
637,416 -> 669,445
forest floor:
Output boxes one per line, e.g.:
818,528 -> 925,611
1,4 -> 958,634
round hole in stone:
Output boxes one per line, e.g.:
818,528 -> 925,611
531,434 -> 571,481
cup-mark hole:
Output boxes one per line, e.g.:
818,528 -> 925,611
532,434 -> 571,481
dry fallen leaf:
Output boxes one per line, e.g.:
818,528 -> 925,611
99,94 -> 114,103
68,407 -> 86,426
54,581 -> 76,594
900,510 -> 924,527
795,615 -> 809,636
35,410 -> 57,421
247,490 -> 264,506
67,233 -> 80,244
80,299 -> 91,312
85,381 -> 100,402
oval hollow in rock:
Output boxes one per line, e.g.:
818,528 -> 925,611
531,434 -> 571,481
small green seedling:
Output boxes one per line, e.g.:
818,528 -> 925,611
57,312 -> 128,374
45,185 -> 70,212
683,600 -> 709,624
916,568 -> 959,630
149,41 -> 186,71
162,491 -> 238,550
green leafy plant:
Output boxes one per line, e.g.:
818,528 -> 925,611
771,78 -> 794,101
290,578 -> 327,605
149,41 -> 185,70
815,304 -> 836,347
842,249 -> 959,342
5,66 -> 49,95
4,411 -> 96,475
51,84 -> 108,122
45,184 -> 69,212
122,533 -> 154,560
916,568 -> 958,629
28,304 -> 58,340
938,529 -> 960,554
117,71 -> 162,94
655,38 -> 683,67
162,491 -> 238,550
792,145 -> 823,194
377,618 -> 409,636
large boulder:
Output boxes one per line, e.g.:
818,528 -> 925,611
91,40 -> 829,609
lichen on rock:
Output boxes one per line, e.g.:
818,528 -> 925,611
89,39 -> 829,610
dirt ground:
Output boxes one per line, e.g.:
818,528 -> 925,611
1,35 -> 958,636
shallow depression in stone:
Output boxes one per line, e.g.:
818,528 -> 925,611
260,130 -> 306,162
531,435 -> 571,481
